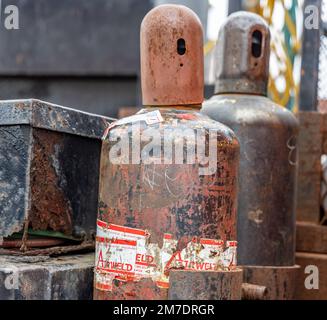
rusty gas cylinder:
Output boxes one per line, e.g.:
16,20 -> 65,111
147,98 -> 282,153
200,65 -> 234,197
93,4 -> 239,300
202,12 -> 299,266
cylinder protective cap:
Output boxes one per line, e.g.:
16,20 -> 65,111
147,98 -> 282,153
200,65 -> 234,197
141,4 -> 204,106
214,11 -> 270,96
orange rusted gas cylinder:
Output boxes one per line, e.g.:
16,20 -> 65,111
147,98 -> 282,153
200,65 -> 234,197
94,4 -> 239,300
202,12 -> 299,266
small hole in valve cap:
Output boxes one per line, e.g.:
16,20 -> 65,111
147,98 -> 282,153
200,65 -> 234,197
177,38 -> 186,55
252,30 -> 262,58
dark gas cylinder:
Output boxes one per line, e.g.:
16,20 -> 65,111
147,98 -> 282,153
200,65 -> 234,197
94,5 -> 239,300
202,12 -> 299,266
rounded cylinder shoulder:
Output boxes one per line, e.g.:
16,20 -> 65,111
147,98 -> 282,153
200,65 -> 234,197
109,108 -> 239,147
202,94 -> 299,130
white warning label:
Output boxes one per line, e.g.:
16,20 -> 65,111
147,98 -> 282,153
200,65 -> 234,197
95,219 -> 237,291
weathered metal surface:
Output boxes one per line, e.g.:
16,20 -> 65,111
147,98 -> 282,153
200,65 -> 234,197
203,94 -> 298,266
242,265 -> 300,300
214,11 -> 270,96
241,283 -> 268,300
30,129 -> 73,235
168,269 -> 242,300
295,252 -> 327,300
0,99 -> 112,139
100,113 -> 239,241
296,221 -> 327,254
95,278 -> 168,301
0,253 -> 94,300
141,4 -> 204,106
0,125 -> 30,238
296,111 -> 322,223
202,12 -> 299,266
95,108 -> 239,300
0,0 -> 152,76
0,99 -> 114,247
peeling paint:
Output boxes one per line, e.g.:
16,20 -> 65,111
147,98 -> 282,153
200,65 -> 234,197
96,106 -> 239,299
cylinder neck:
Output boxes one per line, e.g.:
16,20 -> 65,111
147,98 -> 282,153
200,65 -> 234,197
214,11 -> 270,97
144,104 -> 202,110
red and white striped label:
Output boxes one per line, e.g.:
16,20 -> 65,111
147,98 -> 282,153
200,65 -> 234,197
95,220 -> 159,283
95,219 -> 237,291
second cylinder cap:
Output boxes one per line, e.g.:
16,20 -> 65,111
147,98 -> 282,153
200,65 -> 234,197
141,5 -> 204,106
214,11 -> 270,96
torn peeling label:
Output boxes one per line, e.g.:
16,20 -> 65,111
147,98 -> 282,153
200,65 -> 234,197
222,241 -> 238,270
95,272 -> 114,292
168,238 -> 225,272
95,220 -> 238,292
102,110 -> 163,140
156,234 -> 178,288
96,236 -> 137,275
95,233 -> 164,289
95,221 -> 159,281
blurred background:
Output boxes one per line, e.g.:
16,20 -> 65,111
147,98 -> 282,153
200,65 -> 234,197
0,0 -> 325,117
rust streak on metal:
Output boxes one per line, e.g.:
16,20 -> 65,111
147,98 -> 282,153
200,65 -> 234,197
29,129 -> 73,235
2,237 -> 66,248
95,278 -> 168,300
